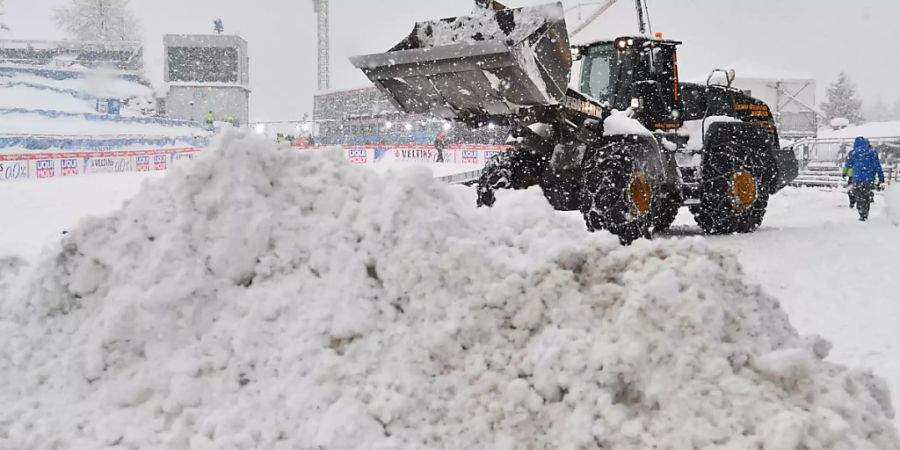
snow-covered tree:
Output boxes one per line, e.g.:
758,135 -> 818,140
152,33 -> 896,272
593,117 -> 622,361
54,0 -> 140,42
821,72 -> 864,124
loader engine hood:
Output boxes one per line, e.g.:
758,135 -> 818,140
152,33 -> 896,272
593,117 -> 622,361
349,2 -> 572,124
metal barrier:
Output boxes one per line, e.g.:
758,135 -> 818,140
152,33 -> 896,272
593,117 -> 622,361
790,136 -> 900,167
787,136 -> 899,187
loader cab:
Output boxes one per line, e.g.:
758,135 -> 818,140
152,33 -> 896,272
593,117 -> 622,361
577,36 -> 684,131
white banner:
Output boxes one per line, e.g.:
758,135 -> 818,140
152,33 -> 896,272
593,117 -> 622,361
0,148 -> 202,183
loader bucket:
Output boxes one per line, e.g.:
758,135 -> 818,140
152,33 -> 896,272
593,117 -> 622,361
349,2 -> 571,123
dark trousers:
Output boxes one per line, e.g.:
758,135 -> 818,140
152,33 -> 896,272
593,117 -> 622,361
852,182 -> 875,220
848,182 -> 855,207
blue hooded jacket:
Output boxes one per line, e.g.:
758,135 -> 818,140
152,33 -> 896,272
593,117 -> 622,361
844,137 -> 885,183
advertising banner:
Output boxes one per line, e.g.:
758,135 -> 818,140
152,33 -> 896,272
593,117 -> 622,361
0,160 -> 29,181
339,145 -> 507,166
84,155 -> 134,174
348,149 -> 368,164
60,158 -> 80,176
0,148 -> 201,183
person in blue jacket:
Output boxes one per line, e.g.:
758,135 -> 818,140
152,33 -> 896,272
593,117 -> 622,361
843,136 -> 885,221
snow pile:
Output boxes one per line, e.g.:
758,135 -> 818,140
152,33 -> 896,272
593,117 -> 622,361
1,131 -> 897,449
416,3 -> 563,47
886,184 -> 900,226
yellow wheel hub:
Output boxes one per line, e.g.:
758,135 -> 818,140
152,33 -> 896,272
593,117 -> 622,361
730,171 -> 757,212
627,175 -> 653,215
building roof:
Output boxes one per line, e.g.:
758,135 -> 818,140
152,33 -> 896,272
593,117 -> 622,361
819,121 -> 900,139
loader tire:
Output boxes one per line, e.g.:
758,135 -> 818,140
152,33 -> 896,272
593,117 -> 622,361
652,184 -> 681,232
580,144 -> 652,245
476,147 -> 543,207
691,147 -> 771,234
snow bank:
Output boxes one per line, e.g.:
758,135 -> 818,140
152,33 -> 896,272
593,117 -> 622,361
1,131 -> 897,449
886,184 -> 900,226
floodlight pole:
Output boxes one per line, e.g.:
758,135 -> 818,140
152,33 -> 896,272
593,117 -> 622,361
312,0 -> 330,91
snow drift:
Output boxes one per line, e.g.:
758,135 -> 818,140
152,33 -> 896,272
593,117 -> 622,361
0,131 -> 897,449
886,184 -> 900,226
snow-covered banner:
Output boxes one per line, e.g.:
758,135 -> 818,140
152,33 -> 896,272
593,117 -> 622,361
0,148 -> 201,182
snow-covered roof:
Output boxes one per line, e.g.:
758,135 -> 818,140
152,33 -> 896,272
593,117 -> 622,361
818,120 -> 900,139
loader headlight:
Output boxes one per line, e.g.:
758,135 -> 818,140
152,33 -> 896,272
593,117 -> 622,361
571,47 -> 583,61
630,98 -> 641,109
616,39 -> 629,49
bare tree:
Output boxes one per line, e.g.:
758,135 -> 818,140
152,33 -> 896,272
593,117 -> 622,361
54,0 -> 141,42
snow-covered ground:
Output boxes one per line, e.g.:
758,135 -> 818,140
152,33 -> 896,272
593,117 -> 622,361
0,172 -> 163,261
0,135 -> 897,449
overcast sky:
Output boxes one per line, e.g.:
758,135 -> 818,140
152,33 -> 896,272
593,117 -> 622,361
4,0 -> 900,121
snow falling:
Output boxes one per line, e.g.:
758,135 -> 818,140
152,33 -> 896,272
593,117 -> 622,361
1,0 -> 900,448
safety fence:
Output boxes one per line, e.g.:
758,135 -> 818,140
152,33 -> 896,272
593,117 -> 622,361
790,136 -> 900,167
0,147 -> 201,182
788,137 -> 900,188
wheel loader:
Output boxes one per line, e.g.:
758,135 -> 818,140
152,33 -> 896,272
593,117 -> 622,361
350,1 -> 798,243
